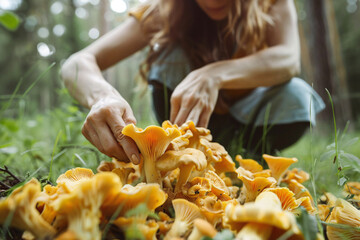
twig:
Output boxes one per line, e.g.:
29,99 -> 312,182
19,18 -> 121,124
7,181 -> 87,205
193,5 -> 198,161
0,181 -> 11,190
0,166 -> 22,184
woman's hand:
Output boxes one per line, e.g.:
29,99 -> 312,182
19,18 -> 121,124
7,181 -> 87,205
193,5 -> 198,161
170,67 -> 221,127
82,96 -> 141,164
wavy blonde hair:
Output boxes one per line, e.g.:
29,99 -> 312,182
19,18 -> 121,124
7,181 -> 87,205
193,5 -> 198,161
139,0 -> 274,77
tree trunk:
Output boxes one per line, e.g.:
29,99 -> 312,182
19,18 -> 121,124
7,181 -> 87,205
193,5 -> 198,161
305,0 -> 350,126
324,0 -> 353,124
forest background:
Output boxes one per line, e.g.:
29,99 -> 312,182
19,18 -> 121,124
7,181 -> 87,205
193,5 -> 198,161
0,0 -> 360,196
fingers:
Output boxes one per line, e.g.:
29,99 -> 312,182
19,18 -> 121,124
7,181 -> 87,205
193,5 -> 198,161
171,94 -> 212,127
82,98 -> 141,164
82,120 -> 128,162
106,114 -> 141,165
197,106 -> 212,128
170,96 -> 180,124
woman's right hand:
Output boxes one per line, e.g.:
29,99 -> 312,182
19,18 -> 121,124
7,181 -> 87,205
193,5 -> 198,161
81,96 -> 141,164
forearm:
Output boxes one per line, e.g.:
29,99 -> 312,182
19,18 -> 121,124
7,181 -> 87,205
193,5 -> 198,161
205,45 -> 300,90
61,52 -> 121,109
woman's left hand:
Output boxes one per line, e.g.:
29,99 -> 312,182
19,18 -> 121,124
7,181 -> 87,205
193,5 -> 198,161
170,67 -> 221,128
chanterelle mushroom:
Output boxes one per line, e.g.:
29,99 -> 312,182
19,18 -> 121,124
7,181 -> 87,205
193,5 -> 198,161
224,191 -> 301,239
0,178 -> 56,239
237,175 -> 276,203
51,172 -> 123,240
165,199 -> 205,240
156,148 -> 207,193
326,198 -> 360,240
188,218 -> 217,240
122,123 -> 181,185
263,154 -> 298,184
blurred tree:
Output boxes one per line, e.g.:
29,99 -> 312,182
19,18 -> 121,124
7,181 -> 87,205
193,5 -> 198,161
298,0 -> 353,126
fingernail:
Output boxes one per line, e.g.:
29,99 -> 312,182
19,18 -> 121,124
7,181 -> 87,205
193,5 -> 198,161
131,154 -> 140,165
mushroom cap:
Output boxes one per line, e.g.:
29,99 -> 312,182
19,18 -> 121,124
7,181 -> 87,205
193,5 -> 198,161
236,166 -> 255,179
295,196 -> 316,214
264,187 -> 299,212
168,130 -> 193,151
122,123 -> 181,159
0,178 -> 56,239
237,156 -> 264,173
262,154 -> 298,183
56,167 -> 95,190
205,170 -> 231,200
344,182 -> 360,195
224,191 -> 295,232
156,148 -> 207,172
165,198 -> 205,239
282,168 -> 310,184
238,175 -> 276,203
287,179 -> 315,206
213,154 -> 236,175
97,160 -> 116,173
326,198 -> 360,240
182,177 -> 211,198
101,182 -> 167,218
52,172 -> 123,239
188,218 -> 217,240
196,195 -> 224,226
179,121 -> 212,143
317,204 -> 331,221
122,123 -> 181,184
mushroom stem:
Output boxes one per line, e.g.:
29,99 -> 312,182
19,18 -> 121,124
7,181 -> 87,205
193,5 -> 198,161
236,223 -> 273,240
174,164 -> 193,193
143,157 -> 162,185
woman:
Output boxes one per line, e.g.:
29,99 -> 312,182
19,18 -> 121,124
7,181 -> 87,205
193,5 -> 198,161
61,0 -> 324,163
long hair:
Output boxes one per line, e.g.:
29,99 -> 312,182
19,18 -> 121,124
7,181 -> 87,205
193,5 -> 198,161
138,0 -> 274,79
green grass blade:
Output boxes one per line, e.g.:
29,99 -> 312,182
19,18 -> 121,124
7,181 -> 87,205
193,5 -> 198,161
47,130 -> 62,182
22,62 -> 56,97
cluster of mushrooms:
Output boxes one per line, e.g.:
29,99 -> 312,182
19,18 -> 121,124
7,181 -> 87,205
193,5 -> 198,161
1,121 -> 359,240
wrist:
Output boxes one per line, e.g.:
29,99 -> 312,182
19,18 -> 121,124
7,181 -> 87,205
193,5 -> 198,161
199,64 -> 223,90
87,86 -> 122,109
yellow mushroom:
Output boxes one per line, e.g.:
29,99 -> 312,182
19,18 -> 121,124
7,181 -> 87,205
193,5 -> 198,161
113,159 -> 143,184
122,123 -> 181,185
326,198 -> 360,240
97,160 -> 116,172
51,172 -> 123,240
262,154 -> 298,184
264,187 -> 299,212
188,218 -> 217,240
0,179 -> 56,239
168,129 -> 193,151
282,168 -> 310,184
113,217 -> 159,240
238,175 -> 276,203
236,155 -> 264,173
156,148 -> 207,193
287,179 -> 315,206
205,170 -> 232,201
179,120 -> 212,145
56,167 -> 94,191
295,196 -> 317,215
224,191 -> 301,239
182,177 -> 212,198
36,184 -> 61,225
344,182 -> 360,207
195,193 -> 224,226
318,204 -> 331,222
101,182 -> 167,218
165,199 -> 205,240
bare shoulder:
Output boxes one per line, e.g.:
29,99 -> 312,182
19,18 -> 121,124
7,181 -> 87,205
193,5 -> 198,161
266,0 -> 299,47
